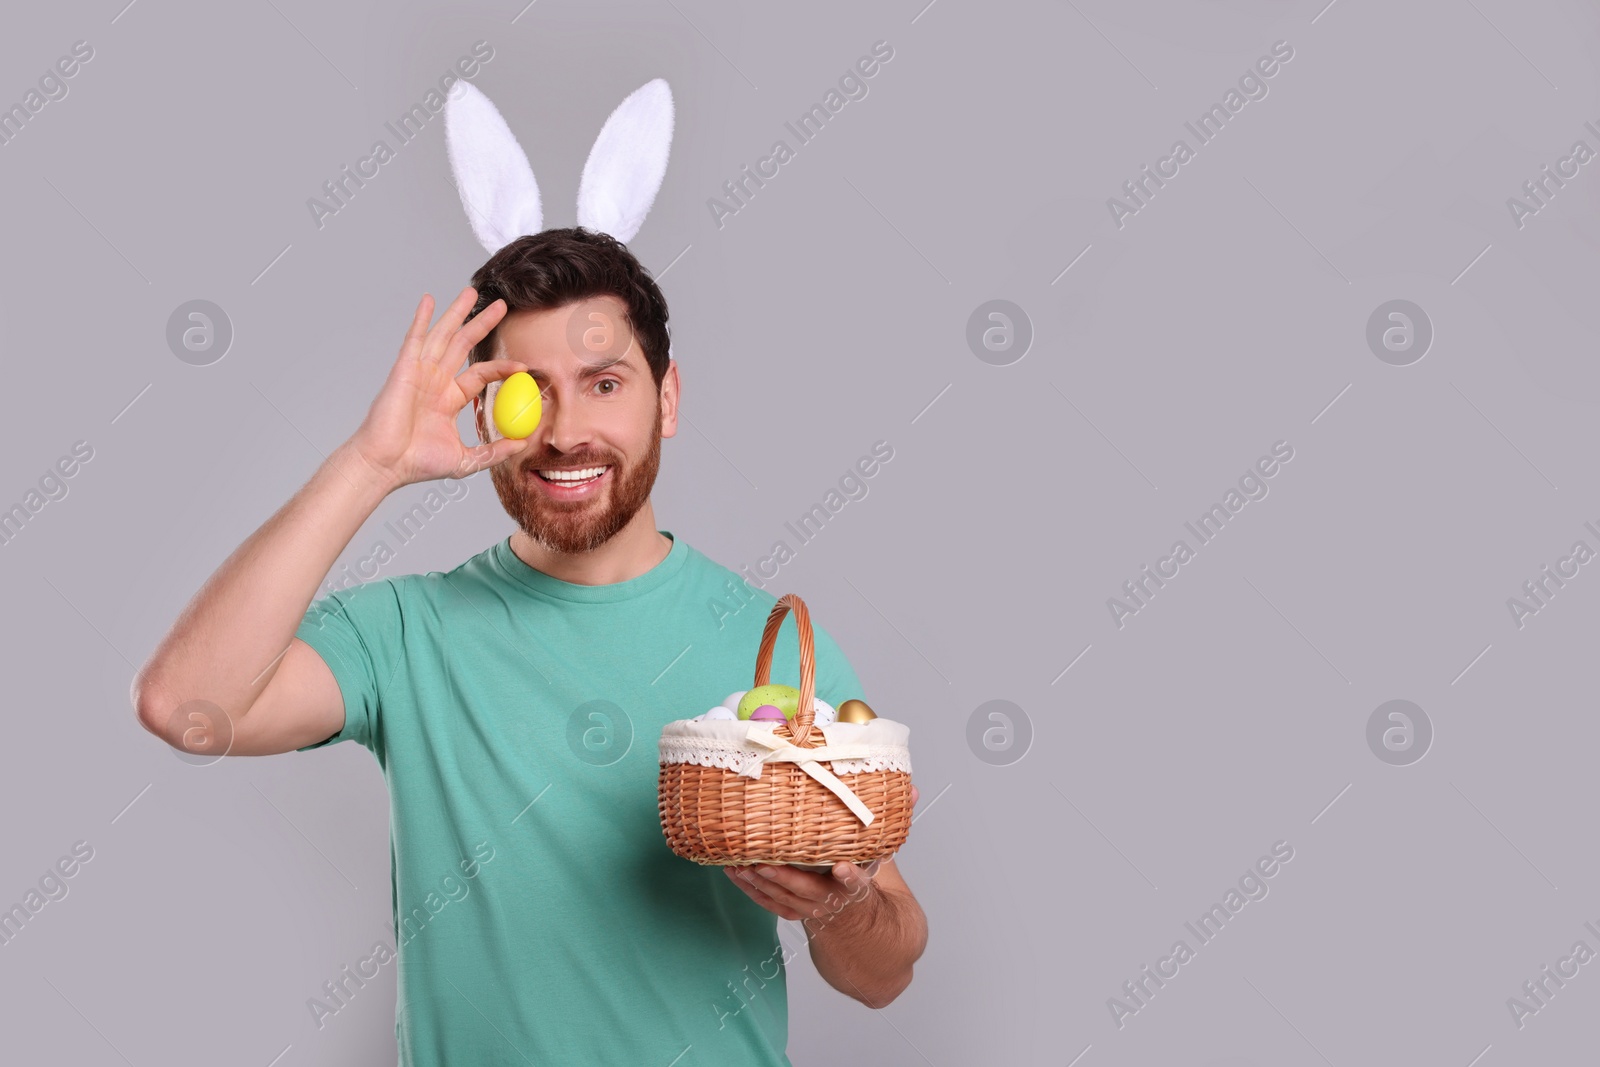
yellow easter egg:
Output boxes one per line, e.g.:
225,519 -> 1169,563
493,372 -> 542,439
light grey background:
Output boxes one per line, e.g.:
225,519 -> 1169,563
2,0 -> 1596,1063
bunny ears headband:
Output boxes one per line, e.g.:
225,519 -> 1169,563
444,77 -> 675,254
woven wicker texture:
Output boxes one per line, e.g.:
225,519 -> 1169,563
657,593 -> 913,866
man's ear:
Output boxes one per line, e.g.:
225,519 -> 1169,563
472,395 -> 488,444
659,359 -> 679,439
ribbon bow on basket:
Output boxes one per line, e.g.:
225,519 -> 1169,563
735,729 -> 881,826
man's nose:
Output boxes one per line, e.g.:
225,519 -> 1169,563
539,387 -> 591,453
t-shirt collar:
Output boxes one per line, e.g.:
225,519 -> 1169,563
491,530 -> 686,603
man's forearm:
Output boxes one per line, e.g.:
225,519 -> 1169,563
806,883 -> 928,1008
132,441 -> 396,729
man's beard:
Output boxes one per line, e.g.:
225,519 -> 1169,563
487,403 -> 662,555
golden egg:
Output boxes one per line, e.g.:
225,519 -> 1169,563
836,699 -> 876,723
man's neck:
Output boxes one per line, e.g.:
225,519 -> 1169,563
508,505 -> 672,586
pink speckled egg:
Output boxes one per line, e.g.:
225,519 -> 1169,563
750,704 -> 787,722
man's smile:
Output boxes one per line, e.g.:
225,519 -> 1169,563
529,464 -> 611,498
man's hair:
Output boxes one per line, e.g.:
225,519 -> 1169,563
464,227 -> 671,393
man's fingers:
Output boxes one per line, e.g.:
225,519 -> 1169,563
746,866 -> 837,915
447,297 -> 508,366
456,437 -> 529,478
830,862 -> 878,901
422,287 -> 481,364
456,359 -> 529,404
401,294 -> 434,357
723,862 -> 880,923
725,868 -> 804,920
485,437 -> 532,471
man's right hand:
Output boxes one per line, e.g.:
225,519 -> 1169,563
346,286 -> 532,491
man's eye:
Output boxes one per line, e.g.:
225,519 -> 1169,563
596,379 -> 618,395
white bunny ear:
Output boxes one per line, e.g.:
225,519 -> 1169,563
445,81 -> 544,254
576,78 -> 674,244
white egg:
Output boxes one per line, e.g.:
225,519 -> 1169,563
721,690 -> 746,711
704,706 -> 737,721
808,698 -> 836,726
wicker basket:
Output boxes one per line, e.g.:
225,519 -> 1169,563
657,593 -> 913,867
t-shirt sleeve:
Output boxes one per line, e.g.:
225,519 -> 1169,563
292,578 -> 404,753
809,619 -> 866,713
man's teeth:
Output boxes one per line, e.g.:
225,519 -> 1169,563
538,465 -> 608,483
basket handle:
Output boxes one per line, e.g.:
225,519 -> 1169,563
753,593 -> 821,749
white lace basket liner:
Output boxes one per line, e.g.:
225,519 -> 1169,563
656,592 -> 915,867
658,718 -> 913,827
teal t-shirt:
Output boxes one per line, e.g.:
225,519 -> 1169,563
293,529 -> 865,1066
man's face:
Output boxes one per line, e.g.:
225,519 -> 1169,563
474,294 -> 675,555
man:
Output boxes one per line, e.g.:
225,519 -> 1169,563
132,227 -> 927,1065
